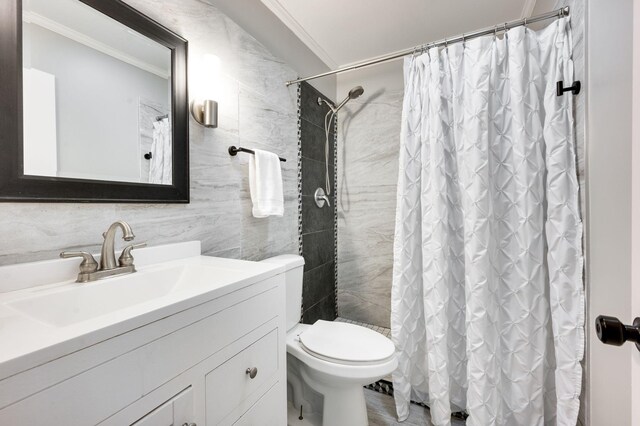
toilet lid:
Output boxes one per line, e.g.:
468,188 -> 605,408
298,320 -> 395,363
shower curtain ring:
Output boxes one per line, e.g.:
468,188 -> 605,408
494,26 -> 498,39
444,37 -> 448,49
524,17 -> 528,29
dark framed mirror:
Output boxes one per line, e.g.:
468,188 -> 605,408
0,0 -> 189,202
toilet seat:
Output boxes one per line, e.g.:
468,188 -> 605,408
298,320 -> 395,366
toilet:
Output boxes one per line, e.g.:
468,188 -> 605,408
262,255 -> 397,426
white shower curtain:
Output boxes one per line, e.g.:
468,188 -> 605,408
391,18 -> 583,426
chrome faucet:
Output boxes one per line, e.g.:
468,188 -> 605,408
60,220 -> 146,283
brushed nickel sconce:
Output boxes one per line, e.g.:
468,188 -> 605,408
191,99 -> 218,128
191,54 -> 220,128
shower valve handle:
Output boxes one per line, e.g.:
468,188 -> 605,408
595,315 -> 640,352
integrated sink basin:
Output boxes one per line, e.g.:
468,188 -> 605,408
6,264 -> 242,327
0,241 -> 286,377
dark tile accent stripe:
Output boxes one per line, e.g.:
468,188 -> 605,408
300,118 -> 335,165
299,82 -> 338,324
300,83 -> 334,128
302,294 -> 336,324
301,157 -> 334,197
302,229 -> 335,272
303,261 -> 335,310
301,195 -> 334,234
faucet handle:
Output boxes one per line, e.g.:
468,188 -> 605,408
118,242 -> 147,267
60,251 -> 99,273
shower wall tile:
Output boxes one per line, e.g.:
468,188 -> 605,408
0,0 -> 299,266
299,84 -> 333,128
302,294 -> 336,324
299,82 -> 337,324
301,195 -> 333,234
300,118 -> 335,164
303,261 -> 335,311
338,287 -> 391,329
301,157 -> 334,196
302,230 -> 334,272
336,91 -> 404,328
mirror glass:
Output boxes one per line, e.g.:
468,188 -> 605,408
22,0 -> 173,185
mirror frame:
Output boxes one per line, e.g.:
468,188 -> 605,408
0,0 -> 189,203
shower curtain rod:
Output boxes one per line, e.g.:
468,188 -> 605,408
285,6 -> 569,86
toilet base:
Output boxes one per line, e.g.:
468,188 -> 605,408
298,362 -> 370,426
286,324 -> 397,426
320,384 -> 368,426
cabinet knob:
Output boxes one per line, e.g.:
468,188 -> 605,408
246,367 -> 258,379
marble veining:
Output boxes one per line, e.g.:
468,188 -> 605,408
0,0 -> 299,267
337,91 -> 403,328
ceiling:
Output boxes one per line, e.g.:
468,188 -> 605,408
260,0 -> 537,68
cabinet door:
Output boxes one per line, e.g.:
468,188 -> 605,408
232,383 -> 282,426
205,329 -> 278,425
133,387 -> 193,426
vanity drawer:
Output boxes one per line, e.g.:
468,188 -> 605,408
132,386 -> 193,426
232,382 -> 282,426
206,328 -> 279,425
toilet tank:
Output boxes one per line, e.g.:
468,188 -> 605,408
260,254 -> 305,332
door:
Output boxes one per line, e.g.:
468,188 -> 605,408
587,0 -> 637,425
633,1 -> 640,423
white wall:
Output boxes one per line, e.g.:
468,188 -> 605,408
586,1 -> 634,425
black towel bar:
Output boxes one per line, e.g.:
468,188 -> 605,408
228,146 -> 286,162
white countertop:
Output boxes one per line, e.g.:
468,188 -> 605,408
0,242 -> 285,381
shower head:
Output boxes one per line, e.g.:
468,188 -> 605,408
349,86 -> 364,99
334,86 -> 365,111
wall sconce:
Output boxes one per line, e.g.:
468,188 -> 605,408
191,54 -> 220,128
191,99 -> 218,128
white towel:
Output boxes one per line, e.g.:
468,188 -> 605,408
249,149 -> 284,218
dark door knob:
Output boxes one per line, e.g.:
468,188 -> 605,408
595,315 -> 640,351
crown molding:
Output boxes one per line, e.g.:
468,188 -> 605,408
260,0 -> 338,69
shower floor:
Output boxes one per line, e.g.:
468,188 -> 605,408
334,316 -> 392,338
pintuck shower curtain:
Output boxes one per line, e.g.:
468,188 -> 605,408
391,18 -> 583,426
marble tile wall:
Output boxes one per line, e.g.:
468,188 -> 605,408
337,90 -> 404,328
299,82 -> 337,323
0,0 -> 299,267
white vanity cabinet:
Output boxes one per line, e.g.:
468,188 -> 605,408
0,260 -> 287,426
